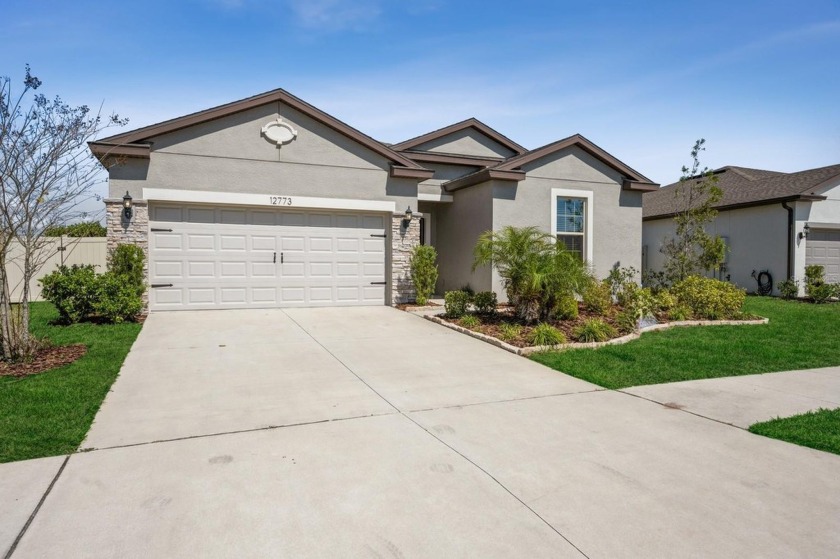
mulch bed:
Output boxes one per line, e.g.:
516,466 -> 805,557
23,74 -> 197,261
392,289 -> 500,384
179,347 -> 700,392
0,344 -> 87,378
453,305 -> 627,347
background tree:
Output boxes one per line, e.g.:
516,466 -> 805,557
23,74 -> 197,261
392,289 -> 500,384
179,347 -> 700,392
660,139 -> 725,283
0,66 -> 126,359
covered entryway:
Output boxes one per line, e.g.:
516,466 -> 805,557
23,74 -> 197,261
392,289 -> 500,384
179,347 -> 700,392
806,228 -> 840,283
148,204 -> 387,310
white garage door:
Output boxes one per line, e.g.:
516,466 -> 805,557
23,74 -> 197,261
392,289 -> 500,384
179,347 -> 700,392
148,204 -> 387,310
806,229 -> 840,283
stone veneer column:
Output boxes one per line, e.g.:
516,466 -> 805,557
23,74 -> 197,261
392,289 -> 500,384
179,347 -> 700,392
390,212 -> 422,305
105,199 -> 150,311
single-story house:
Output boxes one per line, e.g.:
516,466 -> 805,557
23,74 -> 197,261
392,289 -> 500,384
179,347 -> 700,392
643,164 -> 840,294
90,88 -> 658,311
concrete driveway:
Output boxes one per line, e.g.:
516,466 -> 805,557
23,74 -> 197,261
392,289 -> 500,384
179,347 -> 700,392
3,307 -> 840,558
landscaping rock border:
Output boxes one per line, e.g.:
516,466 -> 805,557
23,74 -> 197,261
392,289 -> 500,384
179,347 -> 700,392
421,313 -> 769,356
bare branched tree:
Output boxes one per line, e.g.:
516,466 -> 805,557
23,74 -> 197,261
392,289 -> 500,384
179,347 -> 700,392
660,139 -> 725,284
0,66 -> 127,360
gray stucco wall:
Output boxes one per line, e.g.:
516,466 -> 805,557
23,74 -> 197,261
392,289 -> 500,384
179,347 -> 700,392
413,128 -> 517,159
433,184 -> 493,293
108,101 -> 417,211
642,204 -> 788,294
494,146 -> 644,283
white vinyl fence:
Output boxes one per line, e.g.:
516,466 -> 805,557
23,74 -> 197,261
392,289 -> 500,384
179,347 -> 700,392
5,237 -> 108,301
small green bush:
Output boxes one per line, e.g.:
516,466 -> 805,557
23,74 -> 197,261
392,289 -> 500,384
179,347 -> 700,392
778,278 -> 799,300
606,266 -> 639,298
582,281 -> 612,315
444,290 -> 471,318
498,323 -> 522,342
528,323 -> 566,347
573,318 -> 617,343
94,272 -> 144,323
653,289 -> 676,313
672,276 -> 746,319
459,314 -> 480,329
109,244 -> 146,295
614,309 -> 638,333
669,305 -> 692,321
810,283 -> 837,304
43,221 -> 107,237
642,269 -> 669,293
409,245 -> 438,306
552,295 -> 579,320
472,291 -> 498,314
40,265 -> 99,323
805,265 -> 825,290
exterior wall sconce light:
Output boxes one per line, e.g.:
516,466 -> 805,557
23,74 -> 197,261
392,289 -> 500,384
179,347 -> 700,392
799,223 -> 810,240
402,206 -> 413,227
123,191 -> 133,220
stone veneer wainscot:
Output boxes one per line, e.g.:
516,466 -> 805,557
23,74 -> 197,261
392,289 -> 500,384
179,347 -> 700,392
105,198 -> 149,310
390,212 -> 421,305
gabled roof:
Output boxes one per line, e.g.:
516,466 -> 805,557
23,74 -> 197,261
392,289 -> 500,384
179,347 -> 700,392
89,88 -> 433,179
643,164 -> 840,219
390,117 -> 527,156
443,133 -> 659,192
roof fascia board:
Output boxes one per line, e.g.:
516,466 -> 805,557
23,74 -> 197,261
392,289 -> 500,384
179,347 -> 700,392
88,142 -> 151,159
94,88 -> 426,171
400,150 -> 503,167
643,193 -> 829,221
623,179 -> 660,192
390,165 -> 435,179
443,169 -> 525,192
391,118 -> 527,155
496,134 -> 654,184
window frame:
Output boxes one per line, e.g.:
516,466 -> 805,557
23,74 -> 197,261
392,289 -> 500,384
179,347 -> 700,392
550,188 -> 594,262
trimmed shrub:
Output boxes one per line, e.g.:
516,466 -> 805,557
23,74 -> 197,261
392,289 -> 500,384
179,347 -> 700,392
615,309 -> 638,333
805,265 -> 825,289
669,305 -> 692,321
623,286 -> 657,320
671,276 -> 746,320
582,281 -> 612,315
498,322 -> 522,342
778,279 -> 799,300
109,244 -> 146,295
653,289 -> 676,313
552,295 -> 579,320
528,323 -> 566,347
459,314 -> 480,329
573,318 -> 617,343
472,291 -> 498,314
810,283 -> 837,304
409,245 -> 438,306
94,272 -> 144,323
40,265 -> 99,323
444,290 -> 471,318
43,221 -> 106,238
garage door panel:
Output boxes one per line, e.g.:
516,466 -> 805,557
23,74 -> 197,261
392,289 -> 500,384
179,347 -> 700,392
806,229 -> 840,283
149,204 -> 387,310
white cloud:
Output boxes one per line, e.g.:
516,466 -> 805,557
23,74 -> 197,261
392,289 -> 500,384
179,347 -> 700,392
286,0 -> 381,32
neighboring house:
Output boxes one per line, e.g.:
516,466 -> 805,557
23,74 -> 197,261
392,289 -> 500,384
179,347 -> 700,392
643,164 -> 840,294
90,88 -> 657,311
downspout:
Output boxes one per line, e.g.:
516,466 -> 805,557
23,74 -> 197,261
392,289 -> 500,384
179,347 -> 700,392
781,201 -> 794,279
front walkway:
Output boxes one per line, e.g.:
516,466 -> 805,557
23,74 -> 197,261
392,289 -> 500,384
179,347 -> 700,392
2,307 -> 839,558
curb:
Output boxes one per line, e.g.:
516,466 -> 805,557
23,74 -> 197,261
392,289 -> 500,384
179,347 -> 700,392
421,314 -> 769,356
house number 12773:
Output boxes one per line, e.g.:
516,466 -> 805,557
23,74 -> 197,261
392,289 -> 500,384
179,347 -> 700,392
269,196 -> 293,206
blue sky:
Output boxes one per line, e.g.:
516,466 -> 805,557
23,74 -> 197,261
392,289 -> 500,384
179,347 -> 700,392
2,0 -> 839,192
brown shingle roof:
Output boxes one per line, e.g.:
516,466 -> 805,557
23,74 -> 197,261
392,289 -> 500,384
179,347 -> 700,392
643,164 -> 840,219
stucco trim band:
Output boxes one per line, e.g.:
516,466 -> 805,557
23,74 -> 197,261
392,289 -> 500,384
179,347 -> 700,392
142,188 -> 397,213
418,192 -> 454,203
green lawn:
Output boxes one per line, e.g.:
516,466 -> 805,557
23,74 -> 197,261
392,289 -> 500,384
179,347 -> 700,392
0,303 -> 141,463
531,297 -> 840,389
749,408 -> 840,455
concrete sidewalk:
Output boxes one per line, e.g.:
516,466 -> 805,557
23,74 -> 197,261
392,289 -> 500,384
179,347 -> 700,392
3,308 -> 840,558
625,367 -> 840,428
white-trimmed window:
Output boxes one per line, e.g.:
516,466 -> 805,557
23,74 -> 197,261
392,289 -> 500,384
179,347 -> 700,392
551,188 -> 594,262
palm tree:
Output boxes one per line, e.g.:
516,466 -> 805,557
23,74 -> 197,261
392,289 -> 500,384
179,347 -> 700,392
473,226 -> 593,322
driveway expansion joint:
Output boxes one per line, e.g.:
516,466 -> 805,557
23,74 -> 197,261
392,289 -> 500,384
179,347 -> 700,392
406,387 -> 605,413
4,455 -> 70,559
617,389 -> 746,430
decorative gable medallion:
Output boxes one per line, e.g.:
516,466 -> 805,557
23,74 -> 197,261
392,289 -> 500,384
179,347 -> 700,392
261,118 -> 298,147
